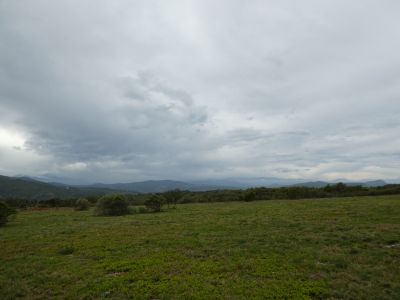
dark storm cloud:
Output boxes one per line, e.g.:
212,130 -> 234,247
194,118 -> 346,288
0,0 -> 400,182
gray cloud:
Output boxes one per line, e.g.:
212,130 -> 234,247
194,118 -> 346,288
0,0 -> 399,183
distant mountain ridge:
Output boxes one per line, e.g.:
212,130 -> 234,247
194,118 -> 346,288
293,180 -> 387,188
0,174 -> 389,200
0,175 -> 116,200
86,180 -> 226,193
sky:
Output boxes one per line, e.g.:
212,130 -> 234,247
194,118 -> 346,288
1,0 -> 400,184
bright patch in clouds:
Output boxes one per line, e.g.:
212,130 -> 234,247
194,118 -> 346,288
62,162 -> 88,172
0,128 -> 25,148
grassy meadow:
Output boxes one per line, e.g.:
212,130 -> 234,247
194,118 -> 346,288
1,195 -> 400,299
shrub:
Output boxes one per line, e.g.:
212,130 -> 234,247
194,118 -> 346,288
131,206 -> 148,214
57,245 -> 75,255
75,198 -> 90,211
0,201 -> 17,227
145,194 -> 165,212
95,194 -> 129,216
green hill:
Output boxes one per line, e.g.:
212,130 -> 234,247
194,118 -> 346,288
0,175 -> 114,200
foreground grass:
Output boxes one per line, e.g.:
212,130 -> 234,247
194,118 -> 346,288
1,196 -> 400,299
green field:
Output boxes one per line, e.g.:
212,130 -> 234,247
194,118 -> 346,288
1,196 -> 400,299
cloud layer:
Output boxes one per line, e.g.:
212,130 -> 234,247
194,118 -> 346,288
1,0 -> 400,183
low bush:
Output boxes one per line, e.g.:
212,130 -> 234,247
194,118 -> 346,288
57,245 -> 75,255
0,201 -> 17,227
137,206 -> 148,214
131,206 -> 148,214
75,198 -> 90,211
95,194 -> 129,216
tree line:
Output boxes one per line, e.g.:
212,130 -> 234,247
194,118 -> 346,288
2,183 -> 400,226
1,183 -> 400,210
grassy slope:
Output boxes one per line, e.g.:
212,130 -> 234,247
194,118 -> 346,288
1,196 -> 399,299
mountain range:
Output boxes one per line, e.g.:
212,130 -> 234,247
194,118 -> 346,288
0,174 -> 389,200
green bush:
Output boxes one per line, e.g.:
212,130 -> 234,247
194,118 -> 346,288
95,194 -> 129,216
75,198 -> 90,211
57,245 -> 75,255
145,194 -> 165,212
0,201 -> 16,227
137,206 -> 148,214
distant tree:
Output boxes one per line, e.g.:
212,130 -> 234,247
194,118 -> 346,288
95,194 -> 129,216
242,189 -> 257,202
324,184 -> 333,193
332,182 -> 347,193
0,201 -> 16,227
145,194 -> 165,212
75,198 -> 90,211
163,189 -> 183,208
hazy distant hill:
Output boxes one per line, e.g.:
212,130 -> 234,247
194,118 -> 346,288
0,176 -> 230,200
353,180 -> 387,187
293,180 -> 387,188
191,178 -> 388,189
0,175 -> 115,200
0,174 -> 389,200
292,181 -> 331,188
87,180 -> 225,193
190,177 -> 302,188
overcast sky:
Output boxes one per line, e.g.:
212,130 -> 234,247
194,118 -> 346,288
1,0 -> 400,184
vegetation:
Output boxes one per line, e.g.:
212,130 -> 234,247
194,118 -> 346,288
4,182 -> 400,209
0,201 -> 16,227
3,171 -> 400,210
174,183 -> 400,204
1,195 -> 399,299
144,194 -> 165,212
95,194 -> 129,216
75,198 -> 90,211
163,189 -> 183,208
241,189 -> 257,202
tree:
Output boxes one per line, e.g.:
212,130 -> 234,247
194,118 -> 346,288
331,182 -> 347,194
163,189 -> 183,208
242,189 -> 257,202
0,201 -> 16,227
145,194 -> 165,212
